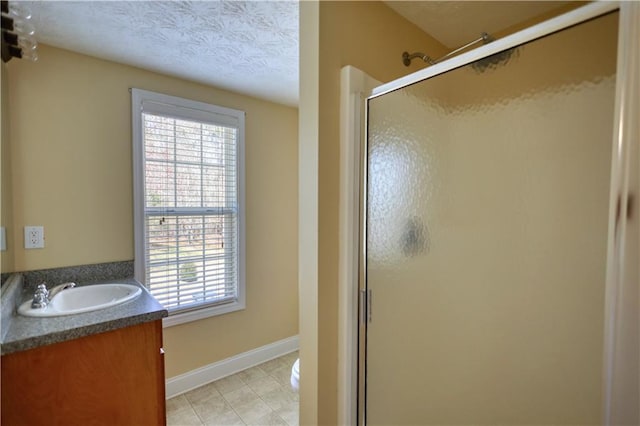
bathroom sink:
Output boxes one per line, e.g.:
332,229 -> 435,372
18,284 -> 142,317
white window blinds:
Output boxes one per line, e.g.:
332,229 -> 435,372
132,89 -> 245,318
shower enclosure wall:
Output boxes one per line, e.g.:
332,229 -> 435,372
361,5 -> 623,425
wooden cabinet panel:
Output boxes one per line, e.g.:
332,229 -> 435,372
1,320 -> 166,426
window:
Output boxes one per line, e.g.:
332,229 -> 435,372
131,89 -> 245,327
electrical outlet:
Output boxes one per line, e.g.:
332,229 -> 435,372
0,227 -> 6,251
24,226 -> 44,249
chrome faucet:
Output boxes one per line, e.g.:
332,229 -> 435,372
31,282 -> 76,309
49,282 -> 76,300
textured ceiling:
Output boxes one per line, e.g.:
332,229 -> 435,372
384,1 -> 571,48
27,1 -> 570,107
27,1 -> 299,106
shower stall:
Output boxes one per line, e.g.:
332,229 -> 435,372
356,2 -> 638,425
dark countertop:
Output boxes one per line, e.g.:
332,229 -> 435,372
1,277 -> 168,355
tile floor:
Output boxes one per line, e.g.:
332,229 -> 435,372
167,351 -> 299,426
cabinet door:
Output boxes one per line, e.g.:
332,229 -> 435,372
1,320 -> 166,426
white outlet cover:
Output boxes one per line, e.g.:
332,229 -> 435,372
24,226 -> 45,249
0,226 -> 6,251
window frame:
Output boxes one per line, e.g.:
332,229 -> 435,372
131,88 -> 246,328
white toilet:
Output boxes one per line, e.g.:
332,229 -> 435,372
290,358 -> 300,391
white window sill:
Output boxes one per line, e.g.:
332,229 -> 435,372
162,299 -> 245,328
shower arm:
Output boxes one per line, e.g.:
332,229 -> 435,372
403,32 -> 492,67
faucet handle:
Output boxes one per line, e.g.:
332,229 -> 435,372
31,283 -> 50,309
35,283 -> 49,295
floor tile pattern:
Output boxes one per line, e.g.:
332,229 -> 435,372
167,352 -> 299,426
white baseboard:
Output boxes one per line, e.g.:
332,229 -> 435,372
165,335 -> 299,399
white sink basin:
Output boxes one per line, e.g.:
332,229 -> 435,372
18,284 -> 142,317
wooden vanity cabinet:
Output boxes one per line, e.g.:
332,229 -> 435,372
1,320 -> 166,426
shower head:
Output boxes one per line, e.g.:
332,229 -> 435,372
470,46 -> 518,73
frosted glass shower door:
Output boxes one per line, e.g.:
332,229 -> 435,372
364,11 -> 618,425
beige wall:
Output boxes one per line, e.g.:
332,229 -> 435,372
5,44 -> 299,377
298,2 -> 320,424
1,62 -> 14,274
298,2 -> 448,424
